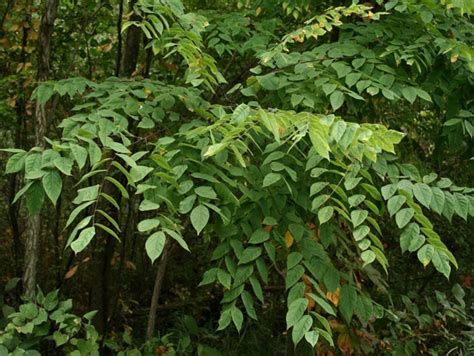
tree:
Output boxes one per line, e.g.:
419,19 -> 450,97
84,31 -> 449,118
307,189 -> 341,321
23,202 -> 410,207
23,0 -> 59,298
1,0 -> 473,354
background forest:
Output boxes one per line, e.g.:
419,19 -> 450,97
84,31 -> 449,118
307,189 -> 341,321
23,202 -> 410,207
0,0 -> 473,355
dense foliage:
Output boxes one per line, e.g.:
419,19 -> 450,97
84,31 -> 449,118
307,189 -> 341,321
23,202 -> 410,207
0,0 -> 473,355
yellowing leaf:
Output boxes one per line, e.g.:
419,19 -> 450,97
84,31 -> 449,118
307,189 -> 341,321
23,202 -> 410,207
326,287 -> 340,307
285,230 -> 294,248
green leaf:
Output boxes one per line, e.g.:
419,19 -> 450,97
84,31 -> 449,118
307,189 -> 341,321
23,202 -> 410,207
308,294 -> 335,316
286,265 -> 305,290
25,153 -> 42,175
71,226 -> 95,253
417,244 -> 434,267
138,218 -> 160,232
400,223 -> 420,253
217,309 -> 232,331
96,209 -> 121,232
130,165 -> 154,183
100,192 -> 120,210
322,83 -> 337,95
54,157 -> 73,176
65,201 -> 94,228
358,239 -> 371,250
348,194 -> 365,207
430,187 -> 445,215
305,330 -> 320,347
73,185 -> 100,204
292,315 -> 313,346
309,118 -> 331,160
344,177 -> 362,190
262,173 -> 281,187
415,88 -> 431,102
330,90 -> 345,111
70,143 -> 88,169
339,284 -> 357,323
361,250 -> 376,266
195,186 -> 217,199
413,183 -> 433,208
249,275 -> 264,303
287,252 -> 303,270
345,73 -> 361,87
387,195 -> 406,216
217,269 -> 231,289
331,62 -> 351,78
381,184 -> 397,200
105,176 -> 129,198
36,83 -> 55,104
53,331 -> 68,346
139,199 -> 160,212
395,208 -> 414,229
12,181 -> 35,204
310,182 -> 329,196
232,104 -> 250,123
231,306 -> 244,332
353,225 -> 370,241
249,229 -> 270,244
408,232 -> 425,253
402,87 -> 417,104
420,10 -> 433,23
291,94 -> 304,107
163,228 -> 190,252
453,193 -> 469,220
318,206 -> 334,225
286,298 -> 308,329
351,209 -> 368,228
26,181 -> 45,215
204,143 -> 226,157
239,247 -> 262,264
241,291 -> 257,320
42,170 -> 62,205
352,58 -> 365,68
330,120 -> 347,143
5,152 -> 26,173
96,222 -> 120,240
190,205 -> 209,235
179,195 -> 196,214
431,249 -> 451,278
145,231 -> 166,263
88,141 -> 102,165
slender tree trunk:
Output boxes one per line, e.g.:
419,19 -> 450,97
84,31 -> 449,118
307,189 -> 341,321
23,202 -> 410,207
120,0 -> 141,77
146,240 -> 173,340
115,0 -> 123,76
23,0 -> 59,298
8,5 -> 31,277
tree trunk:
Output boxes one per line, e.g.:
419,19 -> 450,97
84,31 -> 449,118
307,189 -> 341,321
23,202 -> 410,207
146,240 -> 173,340
23,0 -> 59,298
115,0 -> 124,76
120,0 -> 141,77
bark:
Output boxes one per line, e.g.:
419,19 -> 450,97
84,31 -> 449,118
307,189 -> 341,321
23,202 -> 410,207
146,240 -> 174,340
115,0 -> 124,76
8,5 -> 31,277
120,0 -> 141,77
23,0 -> 59,298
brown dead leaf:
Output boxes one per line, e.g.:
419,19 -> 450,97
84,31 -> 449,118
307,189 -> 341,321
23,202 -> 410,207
64,264 -> 78,279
